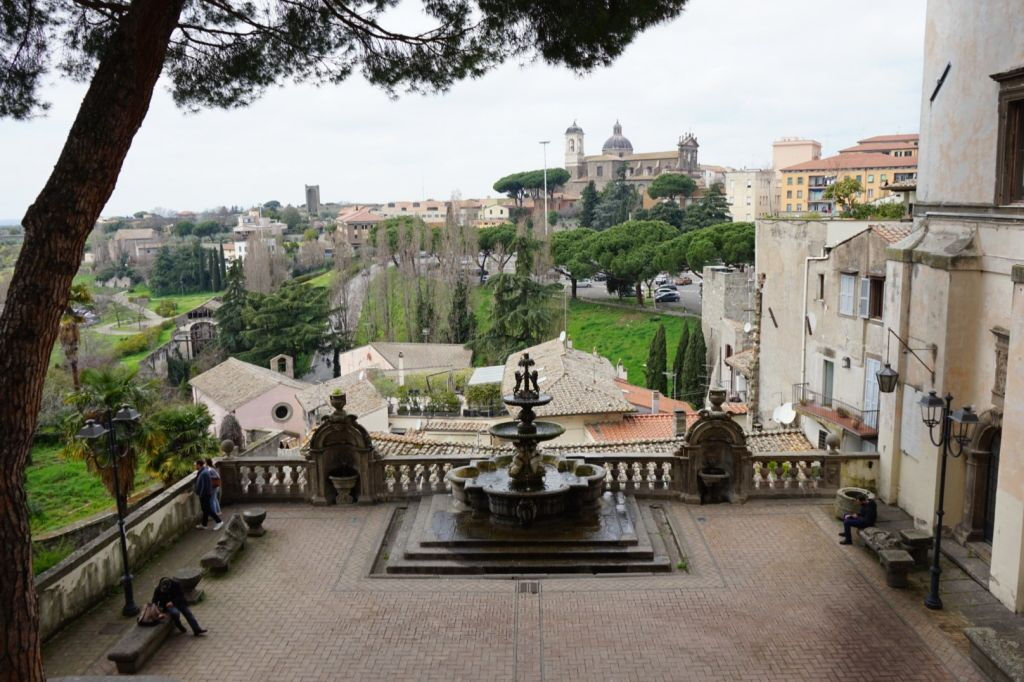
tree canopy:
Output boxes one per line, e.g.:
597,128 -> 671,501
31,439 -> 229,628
550,228 -> 597,298
578,181 -> 599,228
683,183 -> 730,230
592,168 -> 640,230
647,173 -> 697,202
823,177 -> 864,214
493,168 -> 571,205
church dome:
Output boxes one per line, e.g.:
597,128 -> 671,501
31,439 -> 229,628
565,120 -> 584,135
601,121 -> 633,155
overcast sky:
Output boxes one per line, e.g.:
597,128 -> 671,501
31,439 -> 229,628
0,0 -> 926,219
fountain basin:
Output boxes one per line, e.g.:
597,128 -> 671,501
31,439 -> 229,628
446,454 -> 606,526
487,420 -> 565,442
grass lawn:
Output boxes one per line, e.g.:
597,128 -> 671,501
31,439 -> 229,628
119,325 -> 174,372
304,269 -> 335,289
564,300 -> 697,389
127,284 -> 221,316
26,442 -> 158,536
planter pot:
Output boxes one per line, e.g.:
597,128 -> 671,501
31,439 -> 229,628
328,470 -> 359,504
835,486 -> 872,520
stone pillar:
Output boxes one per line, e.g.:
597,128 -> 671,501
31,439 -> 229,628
989,265 -> 1024,612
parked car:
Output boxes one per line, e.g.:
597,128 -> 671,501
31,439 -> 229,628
675,276 -> 693,285
657,282 -> 678,291
577,278 -> 593,288
654,274 -> 668,286
593,272 -> 607,282
655,290 -> 680,303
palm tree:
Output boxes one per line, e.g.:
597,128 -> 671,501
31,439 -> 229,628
58,283 -> 93,389
61,367 -> 164,500
148,404 -> 217,484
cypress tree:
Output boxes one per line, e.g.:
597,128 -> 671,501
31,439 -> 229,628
671,324 -> 690,400
219,241 -> 227,283
211,250 -> 222,291
579,181 -> 598,228
682,326 -> 708,407
645,323 -> 667,395
447,278 -> 474,344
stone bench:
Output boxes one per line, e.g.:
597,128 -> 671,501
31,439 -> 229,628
898,528 -> 932,567
106,619 -> 175,674
856,527 -> 916,588
200,514 -> 247,573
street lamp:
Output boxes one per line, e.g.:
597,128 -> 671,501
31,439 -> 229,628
874,330 -> 979,610
76,404 -> 142,617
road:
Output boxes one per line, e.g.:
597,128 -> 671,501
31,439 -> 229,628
566,272 -> 703,316
92,291 -> 166,336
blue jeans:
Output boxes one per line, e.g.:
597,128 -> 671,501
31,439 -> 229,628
842,516 -> 871,541
200,495 -> 221,526
166,604 -> 202,633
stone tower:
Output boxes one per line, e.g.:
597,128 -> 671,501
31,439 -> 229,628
565,121 -> 585,179
677,133 -> 700,178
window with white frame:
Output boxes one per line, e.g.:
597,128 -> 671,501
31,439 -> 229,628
839,273 -> 856,315
859,277 -> 884,319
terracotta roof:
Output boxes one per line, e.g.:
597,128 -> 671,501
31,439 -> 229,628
551,437 -> 684,457
720,401 -> 749,415
871,223 -> 914,244
614,378 -> 695,415
420,420 -> 493,433
113,228 -> 157,241
337,208 -> 385,224
745,429 -> 814,453
502,339 -> 635,417
724,349 -> 755,379
857,134 -> 919,144
190,357 -> 308,413
883,179 -> 917,192
371,432 -> 506,458
586,414 -> 677,442
370,342 -> 473,371
294,371 -> 387,418
839,142 -> 918,154
780,152 -> 917,173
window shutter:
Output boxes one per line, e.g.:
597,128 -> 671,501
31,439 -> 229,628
859,278 -> 870,318
839,274 -> 854,315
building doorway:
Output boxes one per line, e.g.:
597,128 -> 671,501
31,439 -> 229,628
984,431 -> 1001,543
822,359 -> 834,408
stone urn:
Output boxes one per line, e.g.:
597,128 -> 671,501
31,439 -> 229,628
835,486 -> 872,520
242,507 -> 267,536
328,466 -> 359,504
173,567 -> 204,604
330,392 -> 347,412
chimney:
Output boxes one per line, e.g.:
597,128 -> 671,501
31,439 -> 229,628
651,390 -> 660,415
398,351 -> 405,387
674,409 -> 688,437
616,361 -> 627,381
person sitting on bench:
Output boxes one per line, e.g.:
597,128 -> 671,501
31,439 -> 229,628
153,577 -> 207,636
839,495 -> 877,545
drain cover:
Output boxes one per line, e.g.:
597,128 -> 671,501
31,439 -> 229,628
518,581 -> 540,594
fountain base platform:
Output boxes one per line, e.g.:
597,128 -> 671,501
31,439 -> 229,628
378,492 -> 676,575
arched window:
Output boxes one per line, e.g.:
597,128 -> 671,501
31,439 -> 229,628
597,166 -> 604,177
277,357 -> 287,373
569,140 -> 575,152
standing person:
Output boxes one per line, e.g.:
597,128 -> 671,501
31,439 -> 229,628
152,577 -> 207,636
205,457 -> 222,516
839,495 -> 878,545
194,459 -> 223,531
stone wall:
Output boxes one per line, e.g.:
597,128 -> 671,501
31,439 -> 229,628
34,474 -> 199,641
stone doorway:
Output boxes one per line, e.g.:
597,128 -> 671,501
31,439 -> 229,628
983,431 -> 1001,542
955,408 -> 1002,545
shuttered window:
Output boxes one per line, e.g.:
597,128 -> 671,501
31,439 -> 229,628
839,273 -> 856,315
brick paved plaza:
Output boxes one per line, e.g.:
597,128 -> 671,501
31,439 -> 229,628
44,499 -> 988,681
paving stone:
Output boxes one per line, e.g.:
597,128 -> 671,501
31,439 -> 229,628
40,500 -> 1003,681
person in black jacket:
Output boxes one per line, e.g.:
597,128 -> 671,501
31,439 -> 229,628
152,577 -> 207,635
839,496 -> 878,545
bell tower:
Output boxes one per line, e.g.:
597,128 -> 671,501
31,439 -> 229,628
565,121 -> 585,179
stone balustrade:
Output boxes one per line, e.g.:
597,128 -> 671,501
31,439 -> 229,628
748,452 -> 879,497
377,455 -> 471,499
219,455 -> 310,504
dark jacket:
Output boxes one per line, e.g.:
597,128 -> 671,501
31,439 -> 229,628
860,499 -> 878,525
194,466 -> 213,498
152,580 -> 187,610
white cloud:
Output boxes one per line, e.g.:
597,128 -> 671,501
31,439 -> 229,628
0,0 -> 926,218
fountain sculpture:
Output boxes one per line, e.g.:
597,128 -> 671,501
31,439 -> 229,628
446,353 -> 606,525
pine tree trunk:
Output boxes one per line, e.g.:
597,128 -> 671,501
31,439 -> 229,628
0,2 -> 184,679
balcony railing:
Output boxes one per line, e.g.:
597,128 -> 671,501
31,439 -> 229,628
792,384 -> 878,437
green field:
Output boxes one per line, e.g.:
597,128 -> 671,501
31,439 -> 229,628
26,443 -> 158,536
304,269 -> 335,289
565,299 -> 696,389
125,285 -> 221,316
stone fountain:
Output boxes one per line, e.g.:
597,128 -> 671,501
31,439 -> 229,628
446,353 -> 606,525
380,353 -> 674,575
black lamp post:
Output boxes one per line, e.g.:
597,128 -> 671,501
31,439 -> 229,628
875,340 -> 979,610
76,404 -> 142,617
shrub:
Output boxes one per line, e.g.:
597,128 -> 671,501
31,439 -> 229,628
154,300 -> 177,317
465,382 -> 502,408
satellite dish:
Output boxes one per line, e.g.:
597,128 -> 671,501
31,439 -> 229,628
743,322 -> 752,334
772,402 -> 797,426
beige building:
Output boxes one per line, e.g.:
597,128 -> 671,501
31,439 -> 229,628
108,228 -> 162,264
725,169 -> 777,221
871,0 -> 1024,614
378,200 -> 448,224
336,206 -> 385,250
334,342 -> 473,380
702,266 -> 756,404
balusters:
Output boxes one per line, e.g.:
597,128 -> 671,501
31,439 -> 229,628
384,464 -> 396,493
254,465 -> 267,494
441,463 -> 453,491
616,462 -> 628,490
660,462 -> 672,488
752,462 -> 764,489
399,464 -> 411,492
645,461 -> 658,490
295,464 -> 307,493
240,466 -> 252,494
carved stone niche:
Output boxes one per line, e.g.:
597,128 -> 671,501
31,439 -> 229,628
676,390 -> 752,504
955,407 -> 1002,544
303,393 -> 379,505
991,326 -> 1009,409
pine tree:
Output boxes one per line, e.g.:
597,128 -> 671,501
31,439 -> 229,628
645,323 -> 667,394
681,326 -> 708,406
218,242 -> 227,283
579,181 -> 598,228
210,250 -> 222,291
671,324 -> 690,400
216,260 -> 248,353
447,278 -> 474,344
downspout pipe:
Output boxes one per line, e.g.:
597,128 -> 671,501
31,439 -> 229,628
801,249 -> 830,390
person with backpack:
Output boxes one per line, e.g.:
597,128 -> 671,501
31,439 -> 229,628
205,457 -> 222,515
151,577 -> 206,636
194,459 -> 223,530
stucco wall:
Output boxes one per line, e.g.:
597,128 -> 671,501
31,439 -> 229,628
35,474 -> 199,641
336,345 -> 392,376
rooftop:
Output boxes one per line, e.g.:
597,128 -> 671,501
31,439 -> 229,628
585,413 -> 678,442
780,152 -> 918,173
370,342 -> 473,371
188,357 -> 308,413
294,371 -> 387,419
502,338 -> 635,418
614,378 -> 695,415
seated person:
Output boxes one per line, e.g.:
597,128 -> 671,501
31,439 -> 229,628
839,495 -> 878,545
152,577 -> 207,636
